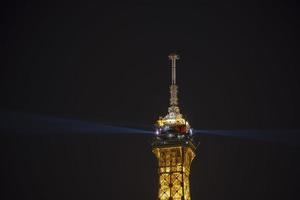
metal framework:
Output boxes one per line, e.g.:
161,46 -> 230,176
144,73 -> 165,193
153,143 -> 195,200
152,54 -> 196,200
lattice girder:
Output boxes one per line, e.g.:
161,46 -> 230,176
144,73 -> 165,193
153,146 -> 195,200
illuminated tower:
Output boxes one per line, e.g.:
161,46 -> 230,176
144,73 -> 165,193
152,54 -> 196,200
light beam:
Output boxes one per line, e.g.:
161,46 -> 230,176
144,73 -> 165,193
0,110 -> 153,135
195,129 -> 300,145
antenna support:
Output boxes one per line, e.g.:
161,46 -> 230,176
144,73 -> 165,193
168,53 -> 180,85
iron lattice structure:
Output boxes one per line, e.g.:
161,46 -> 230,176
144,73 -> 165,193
152,54 -> 196,200
152,141 -> 195,200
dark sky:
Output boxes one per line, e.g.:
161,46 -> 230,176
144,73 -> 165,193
1,1 -> 300,200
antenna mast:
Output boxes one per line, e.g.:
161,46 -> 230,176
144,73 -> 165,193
168,53 -> 180,106
155,52 -> 191,134
169,53 -> 179,85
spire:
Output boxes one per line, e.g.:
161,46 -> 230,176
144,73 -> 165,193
168,53 -> 179,85
168,53 -> 180,107
155,53 -> 191,136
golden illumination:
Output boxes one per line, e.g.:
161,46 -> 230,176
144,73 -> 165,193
153,146 -> 195,200
152,53 -> 196,200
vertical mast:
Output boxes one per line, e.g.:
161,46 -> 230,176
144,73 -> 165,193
168,53 -> 180,107
169,53 -> 179,85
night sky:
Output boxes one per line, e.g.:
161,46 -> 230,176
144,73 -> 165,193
1,1 -> 300,200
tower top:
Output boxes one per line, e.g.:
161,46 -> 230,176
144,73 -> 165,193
152,54 -> 195,200
155,53 -> 192,138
